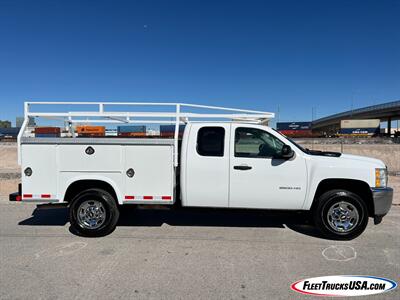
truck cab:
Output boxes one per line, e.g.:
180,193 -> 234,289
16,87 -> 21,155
181,122 -> 392,238
181,123 -> 308,210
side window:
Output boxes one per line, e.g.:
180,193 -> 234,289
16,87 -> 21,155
197,127 -> 225,157
235,127 -> 284,158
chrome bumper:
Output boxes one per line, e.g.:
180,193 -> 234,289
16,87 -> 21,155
371,187 -> 393,224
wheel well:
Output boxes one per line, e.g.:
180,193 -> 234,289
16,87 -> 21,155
64,180 -> 119,204
312,179 -> 374,216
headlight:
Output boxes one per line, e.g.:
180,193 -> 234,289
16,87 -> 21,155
375,168 -> 388,188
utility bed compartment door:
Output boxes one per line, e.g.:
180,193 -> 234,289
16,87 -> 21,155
58,145 -> 122,172
21,144 -> 57,199
124,145 -> 174,203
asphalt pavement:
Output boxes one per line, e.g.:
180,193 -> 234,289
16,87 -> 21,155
0,199 -> 399,300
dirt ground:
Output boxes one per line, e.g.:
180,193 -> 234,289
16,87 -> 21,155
0,142 -> 399,204
389,176 -> 400,204
0,143 -> 18,172
0,178 -> 19,197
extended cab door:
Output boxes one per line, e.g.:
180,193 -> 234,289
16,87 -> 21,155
229,125 -> 307,209
182,123 -> 230,207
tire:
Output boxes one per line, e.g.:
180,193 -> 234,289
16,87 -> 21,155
313,189 -> 368,240
69,188 -> 119,237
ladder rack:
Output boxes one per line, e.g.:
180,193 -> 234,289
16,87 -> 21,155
18,101 -> 275,166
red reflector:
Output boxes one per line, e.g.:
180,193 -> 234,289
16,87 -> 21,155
23,194 -> 32,198
125,196 -> 135,200
16,195 -> 22,201
143,196 -> 153,200
162,196 -> 172,200
41,194 -> 51,198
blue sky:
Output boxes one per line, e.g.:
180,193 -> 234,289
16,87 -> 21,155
0,0 -> 399,127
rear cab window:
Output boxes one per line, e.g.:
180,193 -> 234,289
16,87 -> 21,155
197,127 -> 225,157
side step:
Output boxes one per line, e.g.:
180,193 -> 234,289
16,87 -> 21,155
36,203 -> 69,210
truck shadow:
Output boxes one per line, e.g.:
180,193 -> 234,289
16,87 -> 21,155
19,205 -> 325,239
19,206 -> 69,226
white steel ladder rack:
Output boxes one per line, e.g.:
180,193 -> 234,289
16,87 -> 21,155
18,101 -> 275,166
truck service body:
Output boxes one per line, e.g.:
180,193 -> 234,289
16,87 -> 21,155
10,102 -> 393,239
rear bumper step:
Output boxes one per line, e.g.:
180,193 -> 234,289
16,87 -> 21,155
9,183 -> 22,201
9,192 -> 21,202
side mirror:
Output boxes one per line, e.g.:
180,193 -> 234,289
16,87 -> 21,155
281,145 -> 294,159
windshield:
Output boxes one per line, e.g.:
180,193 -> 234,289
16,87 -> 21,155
272,129 -> 308,153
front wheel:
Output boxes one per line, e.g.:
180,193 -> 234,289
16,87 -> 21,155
313,189 -> 368,240
69,188 -> 119,237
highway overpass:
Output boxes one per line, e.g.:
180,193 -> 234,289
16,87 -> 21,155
312,100 -> 400,135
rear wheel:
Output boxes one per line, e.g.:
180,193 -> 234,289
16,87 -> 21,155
313,189 -> 368,240
69,188 -> 119,237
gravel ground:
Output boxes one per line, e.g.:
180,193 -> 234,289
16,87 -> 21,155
389,176 -> 400,205
0,143 -> 18,171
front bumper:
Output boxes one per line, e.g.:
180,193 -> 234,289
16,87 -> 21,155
371,187 -> 393,224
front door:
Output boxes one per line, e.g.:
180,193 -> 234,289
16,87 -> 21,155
229,125 -> 307,209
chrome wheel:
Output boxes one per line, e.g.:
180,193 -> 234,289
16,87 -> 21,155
77,200 -> 106,230
327,201 -> 359,233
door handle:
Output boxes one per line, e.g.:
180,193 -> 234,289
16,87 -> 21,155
234,165 -> 252,170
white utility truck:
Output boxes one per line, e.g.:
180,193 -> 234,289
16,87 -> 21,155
10,102 -> 393,239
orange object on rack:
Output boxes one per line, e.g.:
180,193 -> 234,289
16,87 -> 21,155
76,126 -> 105,137
34,127 -> 61,134
34,127 -> 61,137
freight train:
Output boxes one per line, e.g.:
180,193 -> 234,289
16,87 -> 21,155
277,119 -> 381,138
160,125 -> 185,138
0,127 -> 20,141
339,119 -> 380,137
117,125 -> 146,137
276,122 -> 313,138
